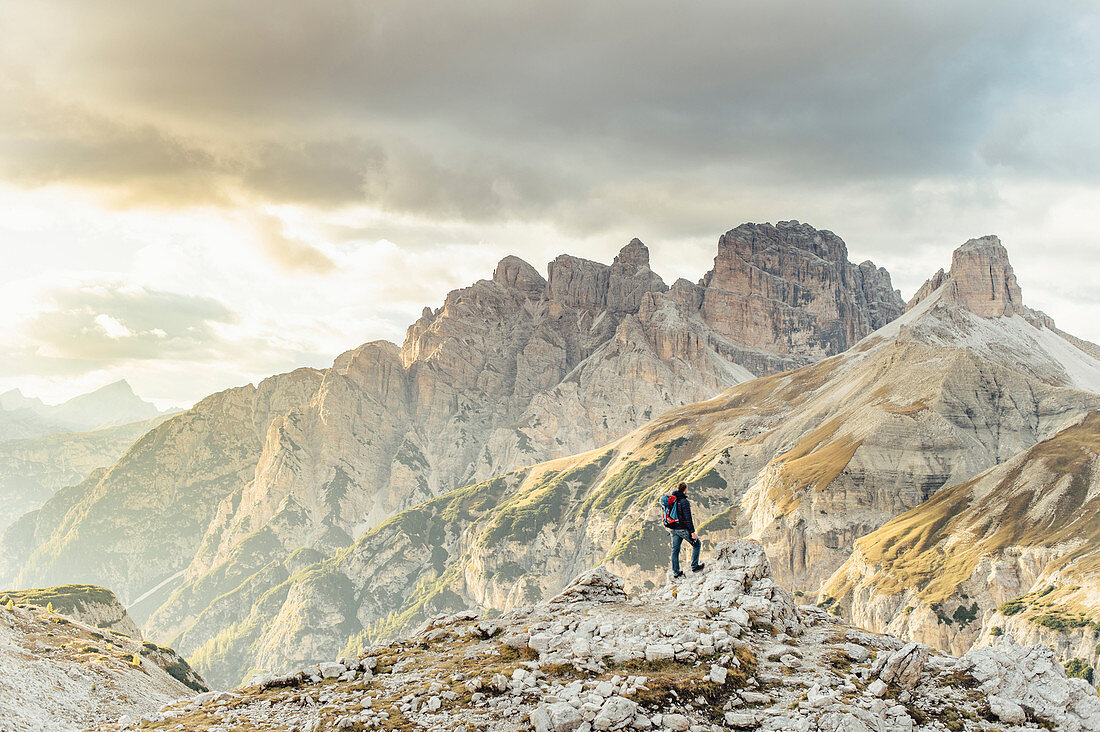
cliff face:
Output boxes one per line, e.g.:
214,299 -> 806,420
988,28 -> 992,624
697,221 -> 904,359
169,235 -> 1100,688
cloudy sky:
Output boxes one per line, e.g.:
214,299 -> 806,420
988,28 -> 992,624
1,1 -> 1098,408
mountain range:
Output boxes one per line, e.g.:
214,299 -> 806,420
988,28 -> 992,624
0,380 -> 165,439
2,221 -> 1098,693
0,382 -> 175,534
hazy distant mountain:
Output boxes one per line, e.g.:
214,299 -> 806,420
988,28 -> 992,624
0,380 -> 165,439
0,381 -> 173,533
0,414 -> 174,534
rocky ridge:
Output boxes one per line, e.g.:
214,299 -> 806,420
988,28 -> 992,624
170,233 -> 1100,688
0,587 -> 206,731
99,542 -> 1100,732
0,583 -> 144,639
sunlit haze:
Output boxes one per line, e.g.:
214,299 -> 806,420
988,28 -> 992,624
2,1 -> 1099,408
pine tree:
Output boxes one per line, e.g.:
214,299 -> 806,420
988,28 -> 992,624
131,653 -> 142,667
4,599 -> 13,611
46,601 -> 54,613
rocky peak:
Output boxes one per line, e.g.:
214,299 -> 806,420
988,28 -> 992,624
492,255 -> 546,296
697,220 -> 904,360
611,238 -> 650,272
945,235 -> 1023,317
906,268 -> 948,312
547,241 -> 667,313
907,236 -> 1053,328
711,221 -> 851,281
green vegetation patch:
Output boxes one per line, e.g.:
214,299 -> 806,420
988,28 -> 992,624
0,584 -> 118,616
1064,658 -> 1094,684
482,454 -> 613,545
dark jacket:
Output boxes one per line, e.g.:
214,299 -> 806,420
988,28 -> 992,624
671,489 -> 695,533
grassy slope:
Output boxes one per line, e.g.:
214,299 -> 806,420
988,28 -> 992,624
825,412 -> 1100,620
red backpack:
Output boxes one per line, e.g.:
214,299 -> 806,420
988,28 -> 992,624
659,493 -> 680,528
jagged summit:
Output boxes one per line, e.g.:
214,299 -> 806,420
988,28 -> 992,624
491,254 -> 546,294
546,242 -> 667,313
907,234 -> 1049,324
697,220 -> 904,358
715,220 -> 852,264
612,237 -> 651,271
871,234 -> 1100,392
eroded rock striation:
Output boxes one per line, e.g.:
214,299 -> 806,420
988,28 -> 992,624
697,221 -> 904,361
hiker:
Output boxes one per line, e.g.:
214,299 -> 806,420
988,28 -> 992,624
661,481 -> 705,578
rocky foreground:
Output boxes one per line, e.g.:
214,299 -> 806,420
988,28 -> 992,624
101,542 -> 1100,732
0,590 -> 204,731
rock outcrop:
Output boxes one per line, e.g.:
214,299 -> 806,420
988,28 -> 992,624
0,590 -> 205,731
907,234 -> 1055,328
697,221 -> 904,360
98,544 -> 1100,732
0,583 -> 143,639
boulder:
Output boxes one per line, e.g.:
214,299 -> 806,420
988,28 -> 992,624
531,701 -> 584,732
877,642 -> 927,689
549,567 -> 628,605
592,696 -> 638,730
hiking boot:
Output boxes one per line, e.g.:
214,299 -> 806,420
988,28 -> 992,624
691,563 -> 706,573
672,571 -> 685,579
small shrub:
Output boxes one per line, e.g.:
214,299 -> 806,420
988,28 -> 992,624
952,602 -> 979,626
1064,658 -> 1094,684
989,626 -> 1004,637
999,597 -> 1027,617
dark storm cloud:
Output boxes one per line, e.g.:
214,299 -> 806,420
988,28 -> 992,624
1,1 -> 1097,233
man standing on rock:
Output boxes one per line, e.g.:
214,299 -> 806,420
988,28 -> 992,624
665,481 -> 705,578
